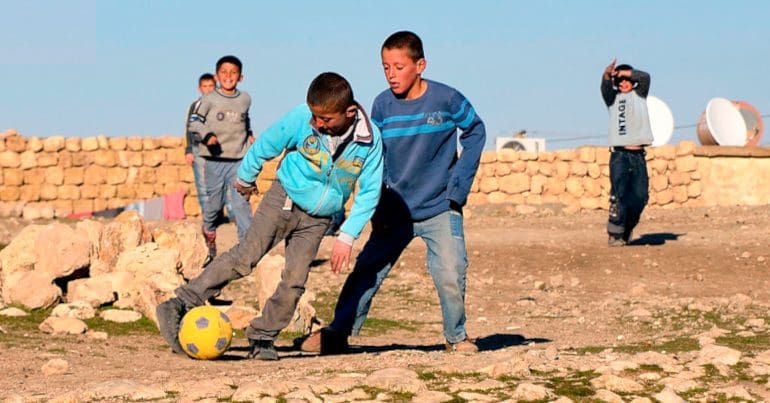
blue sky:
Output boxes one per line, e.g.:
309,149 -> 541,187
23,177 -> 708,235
1,0 -> 768,150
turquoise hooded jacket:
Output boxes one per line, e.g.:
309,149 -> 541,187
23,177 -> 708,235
237,103 -> 383,240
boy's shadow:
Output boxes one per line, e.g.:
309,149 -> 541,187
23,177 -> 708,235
628,232 -> 685,246
326,333 -> 549,355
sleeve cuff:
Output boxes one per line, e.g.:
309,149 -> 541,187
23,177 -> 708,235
236,177 -> 255,187
336,232 -> 354,246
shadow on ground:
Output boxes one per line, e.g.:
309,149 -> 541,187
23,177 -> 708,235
629,232 -> 685,246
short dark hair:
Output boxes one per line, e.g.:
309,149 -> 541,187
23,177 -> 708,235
615,64 -> 633,72
614,64 -> 634,85
382,31 -> 424,61
216,55 -> 242,73
306,72 -> 354,112
198,73 -> 215,85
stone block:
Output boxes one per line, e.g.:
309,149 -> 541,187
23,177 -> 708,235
0,186 -> 20,201
99,185 -> 117,199
525,194 -> 543,205
537,151 -> 556,163
0,151 -> 21,168
165,149 -> 187,165
498,149 -> 518,162
570,162 -> 587,176
108,137 -> 127,151
555,161 -> 570,179
73,199 -> 94,214
596,147 -> 611,165
27,137 -> 44,152
23,168 -> 45,185
499,173 -> 530,194
178,166 -> 194,183
479,177 -> 499,193
37,153 -> 58,167
494,162 -> 511,176
19,185 -> 41,202
159,136 -> 181,148
580,197 -> 602,210
545,177 -> 566,195
511,160 -> 527,173
525,161 -> 539,176
93,198 -> 108,212
143,150 -> 165,167
107,198 -> 127,209
57,185 -> 80,200
565,177 -> 584,197
51,200 -> 73,217
70,151 -> 93,167
42,136 -> 65,152
587,163 -> 601,179
156,166 -> 179,183
675,155 -> 697,172
94,150 -> 118,167
668,171 -> 691,186
126,137 -> 143,151
577,146 -> 596,163
142,138 -> 159,150
65,137 -> 81,152
650,175 -> 668,192
19,151 -> 37,169
656,189 -> 674,205
58,151 -> 72,168
671,185 -> 688,203
106,167 -> 128,185
555,149 -> 576,161
481,163 -> 496,177
64,167 -> 85,185
487,191 -> 511,204
538,162 -> 554,177
80,184 -> 100,199
97,135 -> 109,150
137,167 -> 157,183
654,145 -> 676,160
519,151 -> 537,161
84,165 -> 107,185
40,184 -> 58,200
676,140 -> 697,156
687,181 -> 703,198
81,137 -> 99,151
135,184 -> 155,199
4,169 -> 23,186
650,159 -> 668,174
116,186 -> 136,199
470,176 -> 479,193
582,177 -> 602,197
184,195 -> 201,216
45,166 -> 64,185
5,136 -> 27,152
530,175 -> 547,195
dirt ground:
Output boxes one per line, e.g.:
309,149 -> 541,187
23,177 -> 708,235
1,203 -> 769,401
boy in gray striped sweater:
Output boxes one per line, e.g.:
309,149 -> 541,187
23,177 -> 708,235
188,55 -> 254,260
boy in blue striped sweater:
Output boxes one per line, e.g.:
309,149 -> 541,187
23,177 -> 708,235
302,31 -> 486,354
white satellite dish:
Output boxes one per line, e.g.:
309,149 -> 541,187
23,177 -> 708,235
647,95 -> 674,146
696,97 -> 747,146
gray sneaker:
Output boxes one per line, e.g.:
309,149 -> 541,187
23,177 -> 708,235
248,339 -> 279,361
608,236 -> 627,247
156,297 -> 189,354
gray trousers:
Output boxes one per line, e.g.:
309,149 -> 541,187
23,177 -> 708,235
176,181 -> 330,340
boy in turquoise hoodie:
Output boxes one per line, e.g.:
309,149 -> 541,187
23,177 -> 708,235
156,72 -> 383,360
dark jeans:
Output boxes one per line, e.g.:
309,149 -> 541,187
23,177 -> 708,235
608,149 -> 649,239
175,181 -> 330,341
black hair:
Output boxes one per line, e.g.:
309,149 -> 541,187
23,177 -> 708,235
382,31 -> 424,61
306,72 -> 354,112
216,55 -> 242,73
614,64 -> 634,86
198,73 -> 215,85
615,64 -> 633,72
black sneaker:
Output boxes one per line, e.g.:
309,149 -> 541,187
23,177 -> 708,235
248,339 -> 279,361
156,297 -> 189,354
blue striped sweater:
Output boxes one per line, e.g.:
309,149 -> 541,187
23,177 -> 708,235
371,79 -> 485,221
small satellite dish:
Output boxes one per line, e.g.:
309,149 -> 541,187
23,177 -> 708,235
733,100 -> 764,146
647,95 -> 674,146
696,97 -> 747,146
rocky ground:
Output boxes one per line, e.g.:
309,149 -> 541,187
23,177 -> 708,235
1,203 -> 770,402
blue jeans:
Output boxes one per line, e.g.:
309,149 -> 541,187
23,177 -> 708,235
176,181 -> 330,341
191,147 -> 208,214
329,209 -> 469,344
202,159 -> 252,241
608,149 -> 649,239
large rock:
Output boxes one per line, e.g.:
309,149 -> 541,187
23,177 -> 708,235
4,270 -> 60,309
256,254 -> 318,333
112,243 -> 184,323
151,221 -> 208,280
67,276 -> 117,307
39,316 -> 87,335
75,219 -> 104,270
51,301 -> 97,319
34,222 -> 91,279
0,225 -> 45,299
91,210 -> 151,276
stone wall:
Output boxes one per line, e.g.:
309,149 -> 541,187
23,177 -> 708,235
0,128 -> 768,219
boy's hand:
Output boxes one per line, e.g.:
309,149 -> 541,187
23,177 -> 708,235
185,153 -> 194,166
234,181 -> 256,198
603,58 -> 617,80
206,134 -> 219,146
247,135 -> 255,144
330,240 -> 352,274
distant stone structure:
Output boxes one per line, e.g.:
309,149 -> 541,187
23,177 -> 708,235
0,128 -> 769,219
